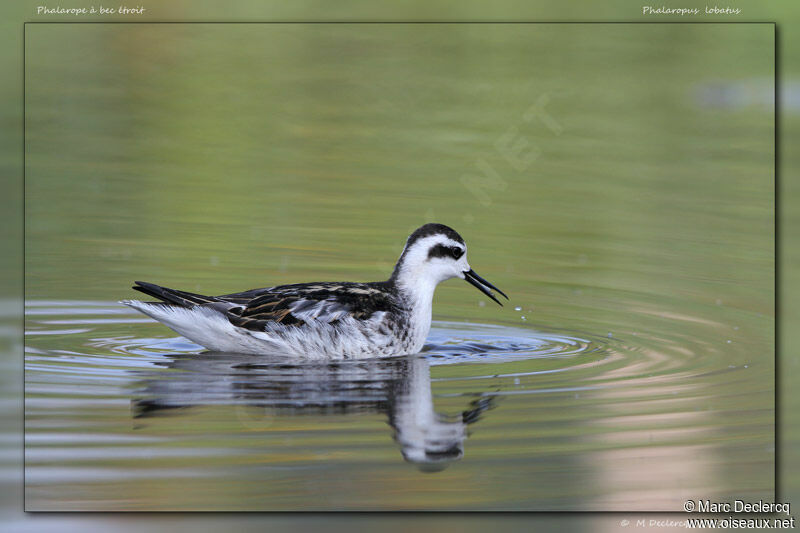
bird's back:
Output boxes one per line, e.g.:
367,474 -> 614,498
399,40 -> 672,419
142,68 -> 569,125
124,279 -> 420,358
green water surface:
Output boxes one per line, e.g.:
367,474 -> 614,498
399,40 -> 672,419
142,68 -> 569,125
24,23 -> 774,511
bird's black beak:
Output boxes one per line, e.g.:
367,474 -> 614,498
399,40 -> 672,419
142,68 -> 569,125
463,269 -> 509,306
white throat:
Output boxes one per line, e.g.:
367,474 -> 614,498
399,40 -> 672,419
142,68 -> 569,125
390,235 -> 469,350
394,268 -> 438,349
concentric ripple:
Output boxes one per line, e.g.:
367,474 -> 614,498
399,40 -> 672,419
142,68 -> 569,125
24,301 -> 611,375
24,299 -> 773,511
424,321 -> 609,363
24,300 -> 761,393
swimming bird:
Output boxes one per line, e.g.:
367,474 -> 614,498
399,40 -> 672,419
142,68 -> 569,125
122,223 -> 508,359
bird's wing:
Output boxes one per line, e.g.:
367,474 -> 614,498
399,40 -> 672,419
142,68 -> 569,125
219,282 -> 396,332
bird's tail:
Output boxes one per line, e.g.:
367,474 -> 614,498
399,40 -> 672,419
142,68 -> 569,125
129,280 -> 218,308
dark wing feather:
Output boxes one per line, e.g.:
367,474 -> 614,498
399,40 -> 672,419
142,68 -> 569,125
132,281 -> 219,307
220,281 -> 398,332
132,280 -> 398,333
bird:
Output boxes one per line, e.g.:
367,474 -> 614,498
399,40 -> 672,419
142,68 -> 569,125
122,223 -> 508,359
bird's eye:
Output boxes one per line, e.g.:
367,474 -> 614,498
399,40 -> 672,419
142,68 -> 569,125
427,244 -> 465,261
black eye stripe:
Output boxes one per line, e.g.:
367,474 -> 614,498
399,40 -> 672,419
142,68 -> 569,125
427,244 -> 464,260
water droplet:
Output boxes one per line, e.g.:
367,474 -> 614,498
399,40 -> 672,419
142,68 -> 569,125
514,306 -> 522,311
726,340 -> 732,344
520,316 -> 526,321
744,364 -> 749,368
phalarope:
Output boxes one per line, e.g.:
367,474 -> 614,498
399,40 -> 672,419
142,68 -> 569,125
122,223 -> 508,359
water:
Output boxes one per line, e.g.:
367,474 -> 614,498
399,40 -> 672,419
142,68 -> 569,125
23,23 -> 774,510
25,298 -> 772,510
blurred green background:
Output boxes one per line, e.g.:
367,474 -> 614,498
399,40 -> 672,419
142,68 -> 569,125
5,3 -> 796,528
24,23 -> 772,329
23,20 -> 775,513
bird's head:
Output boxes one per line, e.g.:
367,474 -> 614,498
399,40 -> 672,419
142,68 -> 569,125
391,223 -> 508,305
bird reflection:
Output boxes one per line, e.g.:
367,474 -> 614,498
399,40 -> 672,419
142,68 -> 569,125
131,354 -> 496,471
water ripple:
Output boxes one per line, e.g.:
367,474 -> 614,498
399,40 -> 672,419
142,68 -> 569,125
23,299 -> 773,507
